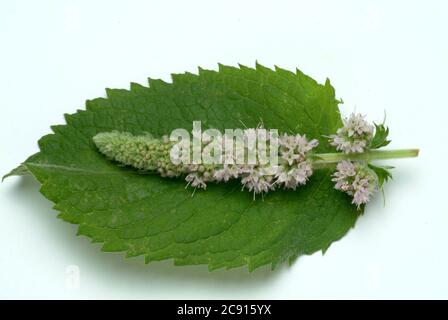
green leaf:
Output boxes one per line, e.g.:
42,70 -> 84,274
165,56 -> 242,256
370,123 -> 391,149
368,164 -> 393,188
8,63 -> 360,271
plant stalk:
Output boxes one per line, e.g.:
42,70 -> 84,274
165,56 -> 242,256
314,149 -> 419,166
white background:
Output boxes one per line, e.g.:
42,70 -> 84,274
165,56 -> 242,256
1,0 -> 447,299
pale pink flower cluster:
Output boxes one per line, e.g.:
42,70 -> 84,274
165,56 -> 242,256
213,164 -> 240,182
332,160 -> 377,208
330,113 -> 374,153
182,129 -> 319,196
236,132 -> 318,194
240,165 -> 275,195
183,128 -> 276,193
219,129 -> 274,195
273,133 -> 318,190
185,165 -> 211,189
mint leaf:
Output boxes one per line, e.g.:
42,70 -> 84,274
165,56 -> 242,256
370,123 -> 391,149
8,63 -> 360,271
368,163 -> 393,188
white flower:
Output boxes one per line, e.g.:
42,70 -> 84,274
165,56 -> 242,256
330,113 -> 374,153
213,165 -> 239,182
259,165 -> 278,176
236,164 -> 255,174
279,133 -> 318,161
274,160 -> 313,190
275,133 -> 318,190
352,176 -> 374,206
346,113 -> 374,136
185,173 -> 207,189
279,133 -> 297,151
295,134 -> 318,155
332,160 -> 377,208
332,160 -> 357,191
184,164 -> 216,189
291,161 -> 313,184
240,168 -> 273,194
281,148 -> 301,166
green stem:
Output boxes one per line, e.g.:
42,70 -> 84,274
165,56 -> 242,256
314,149 -> 419,167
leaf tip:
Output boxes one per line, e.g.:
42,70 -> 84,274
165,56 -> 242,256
2,164 -> 29,182
237,62 -> 250,71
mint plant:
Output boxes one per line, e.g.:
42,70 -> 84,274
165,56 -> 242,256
93,112 -> 417,208
4,63 -> 418,271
